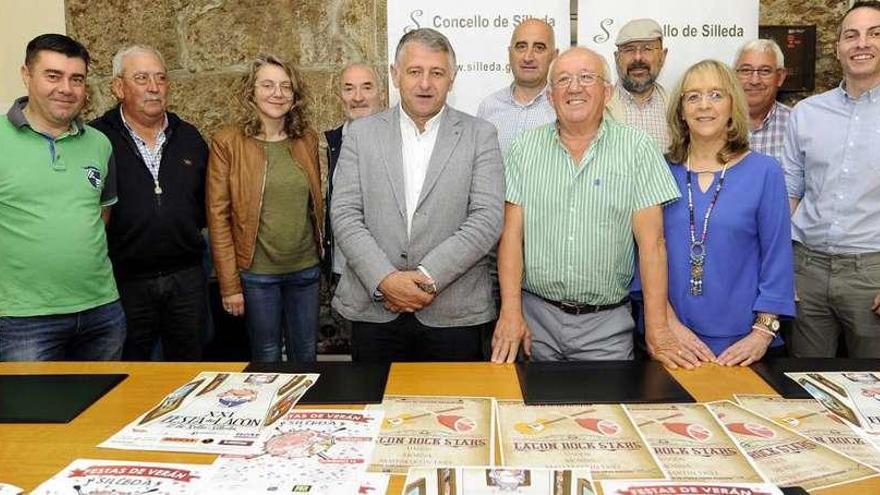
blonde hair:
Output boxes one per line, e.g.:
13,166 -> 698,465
666,59 -> 750,164
235,54 -> 309,139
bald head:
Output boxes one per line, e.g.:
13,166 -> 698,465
339,62 -> 385,121
508,19 -> 557,90
549,47 -> 612,129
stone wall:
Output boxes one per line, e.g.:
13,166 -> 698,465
68,0 -> 850,140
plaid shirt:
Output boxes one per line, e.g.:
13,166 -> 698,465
608,82 -> 670,153
749,102 -> 791,166
120,108 -> 168,184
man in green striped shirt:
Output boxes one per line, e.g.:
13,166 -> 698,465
491,47 -> 680,363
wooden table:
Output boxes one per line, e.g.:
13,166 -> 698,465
1,361 -> 878,494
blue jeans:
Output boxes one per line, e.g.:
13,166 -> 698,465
240,265 -> 319,362
0,300 -> 126,361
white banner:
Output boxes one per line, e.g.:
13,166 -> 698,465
576,0 -> 759,91
387,0 -> 570,115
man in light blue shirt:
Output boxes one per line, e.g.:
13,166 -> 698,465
784,1 -> 880,358
476,19 -> 558,156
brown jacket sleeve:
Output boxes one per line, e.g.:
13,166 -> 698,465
206,130 -> 242,297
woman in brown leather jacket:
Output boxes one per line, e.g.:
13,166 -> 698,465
207,54 -> 324,362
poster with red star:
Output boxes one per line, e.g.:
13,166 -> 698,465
100,372 -> 317,455
203,409 -> 383,494
29,459 -> 212,495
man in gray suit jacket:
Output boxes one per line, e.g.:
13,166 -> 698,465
331,28 -> 504,362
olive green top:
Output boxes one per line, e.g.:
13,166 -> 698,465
249,139 -> 318,274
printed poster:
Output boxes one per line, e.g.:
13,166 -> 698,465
598,481 -> 783,495
0,484 -> 21,495
626,403 -> 763,482
403,466 -> 594,495
367,396 -> 495,474
29,459 -> 212,495
786,371 -> 880,433
100,372 -> 317,455
204,409 -> 383,495
735,394 -> 880,471
497,401 -> 665,480
705,400 -> 877,491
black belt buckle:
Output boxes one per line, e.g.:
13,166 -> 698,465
559,301 -> 587,315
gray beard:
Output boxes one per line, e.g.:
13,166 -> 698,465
621,75 -> 655,94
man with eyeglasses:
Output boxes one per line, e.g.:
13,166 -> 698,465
1,34 -> 125,361
90,45 -> 209,361
785,1 -> 880,359
477,18 -> 558,156
607,18 -> 670,152
491,47 -> 679,363
733,39 -> 790,164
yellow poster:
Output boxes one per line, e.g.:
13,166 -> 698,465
736,394 -> 880,472
497,401 -> 665,480
706,400 -> 878,491
626,403 -> 763,482
367,396 -> 495,474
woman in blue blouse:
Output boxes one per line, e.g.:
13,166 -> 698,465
658,59 -> 795,366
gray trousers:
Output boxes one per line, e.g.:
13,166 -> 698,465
522,291 -> 634,361
791,243 -> 880,358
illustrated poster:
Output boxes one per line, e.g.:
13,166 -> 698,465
204,409 -> 382,495
786,371 -> 880,433
100,372 -> 317,454
29,459 -> 212,495
403,466 -> 594,495
367,396 -> 495,474
497,401 -> 665,480
735,394 -> 880,471
598,481 -> 782,495
705,400 -> 877,491
626,403 -> 763,482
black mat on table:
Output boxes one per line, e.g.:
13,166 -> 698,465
515,361 -> 695,405
0,374 -> 126,423
752,358 -> 880,399
243,362 -> 389,404
781,488 -> 808,495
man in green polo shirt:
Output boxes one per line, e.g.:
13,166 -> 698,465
0,34 -> 125,361
491,46 -> 680,363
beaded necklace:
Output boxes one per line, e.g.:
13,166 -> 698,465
685,156 -> 729,296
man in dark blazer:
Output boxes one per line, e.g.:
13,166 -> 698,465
331,28 -> 504,362
324,62 -> 385,279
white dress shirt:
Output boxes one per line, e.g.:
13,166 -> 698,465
399,105 -> 444,237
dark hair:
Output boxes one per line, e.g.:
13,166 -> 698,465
25,33 -> 91,69
839,1 -> 880,39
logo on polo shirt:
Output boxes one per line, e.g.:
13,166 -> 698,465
83,166 -> 103,189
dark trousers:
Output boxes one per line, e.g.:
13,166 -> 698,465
350,313 -> 485,362
118,264 -> 207,361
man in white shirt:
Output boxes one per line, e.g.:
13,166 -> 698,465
331,28 -> 505,362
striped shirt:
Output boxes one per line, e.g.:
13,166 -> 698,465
749,102 -> 790,166
506,118 -> 680,304
476,84 -> 556,156
607,82 -> 670,152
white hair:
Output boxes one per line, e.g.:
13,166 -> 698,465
734,39 -> 785,69
111,45 -> 167,78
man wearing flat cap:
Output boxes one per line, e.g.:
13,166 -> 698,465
608,18 -> 670,152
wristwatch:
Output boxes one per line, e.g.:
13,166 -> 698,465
754,314 -> 780,333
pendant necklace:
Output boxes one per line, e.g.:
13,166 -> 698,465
686,156 -> 729,296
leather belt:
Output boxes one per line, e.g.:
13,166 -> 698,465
528,292 -> 630,315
